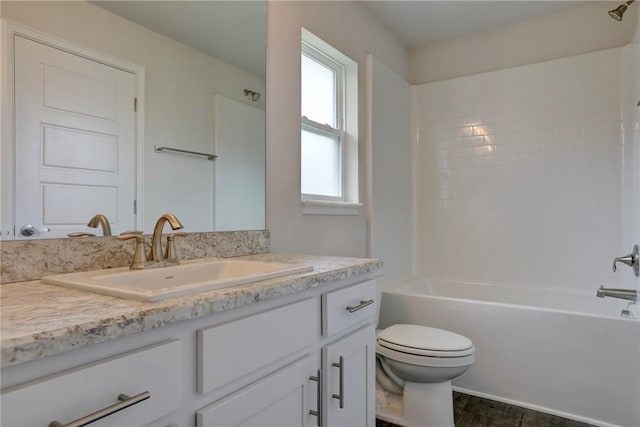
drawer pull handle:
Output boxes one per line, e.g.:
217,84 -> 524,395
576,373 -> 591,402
49,391 -> 150,427
346,299 -> 374,313
332,356 -> 345,409
309,369 -> 322,426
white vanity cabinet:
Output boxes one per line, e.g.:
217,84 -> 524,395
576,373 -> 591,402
196,279 -> 377,427
1,340 -> 182,427
1,273 -> 379,427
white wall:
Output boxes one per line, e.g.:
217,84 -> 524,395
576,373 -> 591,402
214,95 -> 265,231
265,1 -> 408,256
1,1 -> 265,233
368,55 -> 413,288
621,42 -> 640,269
410,1 -> 637,84
413,46 -> 638,292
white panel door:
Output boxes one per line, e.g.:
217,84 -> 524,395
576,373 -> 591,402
14,35 -> 136,239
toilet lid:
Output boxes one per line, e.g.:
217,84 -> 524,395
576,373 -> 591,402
377,324 -> 474,357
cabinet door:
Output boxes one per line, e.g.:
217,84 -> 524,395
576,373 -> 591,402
197,354 -> 320,427
323,325 -> 376,427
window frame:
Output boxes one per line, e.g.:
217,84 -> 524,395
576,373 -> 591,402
301,42 -> 345,130
300,29 -> 360,215
301,119 -> 345,201
301,41 -> 346,202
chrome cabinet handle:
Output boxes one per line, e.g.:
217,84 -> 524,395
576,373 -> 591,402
331,356 -> 344,409
346,299 -> 374,313
309,369 -> 322,426
48,391 -> 150,427
612,245 -> 639,277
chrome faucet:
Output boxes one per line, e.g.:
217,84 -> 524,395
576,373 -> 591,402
87,214 -> 112,236
117,213 -> 186,270
596,286 -> 637,302
149,213 -> 184,262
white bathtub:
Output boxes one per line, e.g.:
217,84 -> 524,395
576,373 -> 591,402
378,278 -> 640,427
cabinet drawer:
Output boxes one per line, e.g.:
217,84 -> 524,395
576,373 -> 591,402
323,280 -> 376,336
1,340 -> 182,427
197,298 -> 319,394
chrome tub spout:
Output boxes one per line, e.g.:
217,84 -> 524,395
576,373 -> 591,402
596,286 -> 637,302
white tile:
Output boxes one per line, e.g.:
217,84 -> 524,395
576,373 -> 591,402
413,46 -> 634,291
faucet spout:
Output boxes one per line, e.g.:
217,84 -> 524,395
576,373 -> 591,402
87,214 -> 112,236
150,213 -> 183,261
596,286 -> 637,302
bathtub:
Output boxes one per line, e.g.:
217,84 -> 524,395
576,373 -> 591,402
377,278 -> 640,427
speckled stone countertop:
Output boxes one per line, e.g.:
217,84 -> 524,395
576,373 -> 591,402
1,253 -> 382,368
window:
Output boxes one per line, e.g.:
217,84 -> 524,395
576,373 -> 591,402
301,29 -> 360,215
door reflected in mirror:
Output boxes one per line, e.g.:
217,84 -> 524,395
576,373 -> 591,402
0,1 -> 266,240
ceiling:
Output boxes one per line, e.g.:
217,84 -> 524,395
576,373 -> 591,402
92,1 -> 266,77
362,1 -> 591,48
92,1 -> 594,76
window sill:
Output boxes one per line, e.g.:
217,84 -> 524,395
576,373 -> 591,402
301,199 -> 363,216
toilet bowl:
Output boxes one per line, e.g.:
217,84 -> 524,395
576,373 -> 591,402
376,324 -> 475,427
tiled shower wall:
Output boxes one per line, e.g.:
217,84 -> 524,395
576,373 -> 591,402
413,46 -> 638,291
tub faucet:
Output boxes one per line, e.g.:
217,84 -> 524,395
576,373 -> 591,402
87,214 -> 112,236
596,286 -> 637,302
612,245 -> 639,277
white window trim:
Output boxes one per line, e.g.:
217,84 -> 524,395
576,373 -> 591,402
301,28 -> 358,215
301,42 -> 344,130
301,199 -> 363,216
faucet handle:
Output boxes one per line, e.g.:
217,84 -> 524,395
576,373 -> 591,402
117,233 -> 148,269
612,245 -> 639,277
165,232 -> 188,260
67,232 -> 96,238
119,230 -> 143,236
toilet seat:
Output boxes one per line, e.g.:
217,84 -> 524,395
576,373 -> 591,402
377,324 -> 474,365
378,324 -> 473,355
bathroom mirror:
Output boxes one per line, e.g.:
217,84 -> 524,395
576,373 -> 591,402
0,0 -> 266,240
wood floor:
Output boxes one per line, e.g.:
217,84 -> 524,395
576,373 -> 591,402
376,392 -> 596,427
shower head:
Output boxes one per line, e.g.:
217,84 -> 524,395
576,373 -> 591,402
609,0 -> 635,21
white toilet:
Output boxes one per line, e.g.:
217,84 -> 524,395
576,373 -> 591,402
375,324 -> 475,427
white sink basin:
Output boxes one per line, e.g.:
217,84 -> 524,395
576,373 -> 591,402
42,259 -> 314,301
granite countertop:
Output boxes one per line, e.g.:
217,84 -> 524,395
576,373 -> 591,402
0,253 -> 382,368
